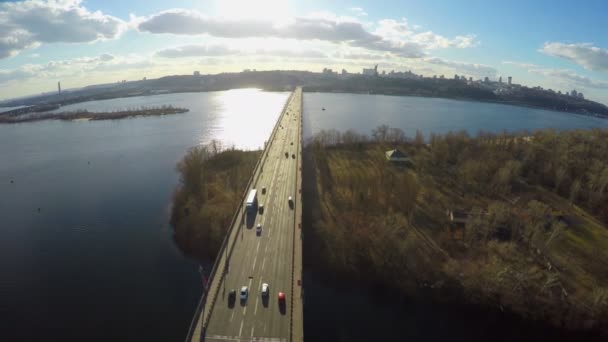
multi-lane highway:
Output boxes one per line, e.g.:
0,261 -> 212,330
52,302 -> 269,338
189,88 -> 303,342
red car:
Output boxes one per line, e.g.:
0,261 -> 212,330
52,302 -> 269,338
278,292 -> 286,302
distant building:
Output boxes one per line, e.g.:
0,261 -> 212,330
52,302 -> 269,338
499,76 -> 502,83
322,68 -> 337,76
578,92 -> 584,99
362,64 -> 378,76
341,69 -> 348,75
57,81 -> 61,94
385,149 -> 410,163
508,76 -> 512,85
484,77 -> 489,83
454,74 -> 459,80
469,77 -> 473,82
571,89 -> 578,97
433,75 -> 437,79
439,75 -> 445,79
193,71 -> 200,76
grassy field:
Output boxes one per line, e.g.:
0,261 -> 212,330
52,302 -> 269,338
304,128 -> 608,332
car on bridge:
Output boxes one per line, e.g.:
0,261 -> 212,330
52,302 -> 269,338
288,196 -> 293,208
228,289 -> 236,306
240,286 -> 248,301
256,224 -> 262,235
261,283 -> 269,297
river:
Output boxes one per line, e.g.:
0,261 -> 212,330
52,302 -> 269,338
1,90 -> 606,341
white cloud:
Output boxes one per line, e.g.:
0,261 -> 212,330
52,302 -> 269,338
156,43 -> 327,59
135,9 -> 477,58
0,53 -> 141,83
0,0 -> 126,59
348,7 -> 368,17
156,44 -> 239,58
423,57 -> 496,77
504,61 -> 608,89
540,42 -> 608,72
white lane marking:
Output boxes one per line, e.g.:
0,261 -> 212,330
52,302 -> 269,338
238,320 -> 244,337
254,296 -> 259,316
230,310 -> 234,322
251,326 -> 255,337
261,257 -> 266,272
204,335 -> 286,342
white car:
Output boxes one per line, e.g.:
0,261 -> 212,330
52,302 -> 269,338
240,286 -> 248,301
256,223 -> 262,235
261,283 -> 269,297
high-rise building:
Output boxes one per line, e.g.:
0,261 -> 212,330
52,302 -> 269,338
484,77 -> 489,83
499,76 -> 502,83
454,74 -> 459,80
508,76 -> 512,85
57,81 -> 61,94
193,71 -> 200,76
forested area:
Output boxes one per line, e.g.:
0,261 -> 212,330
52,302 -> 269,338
304,125 -> 608,332
171,141 -> 260,260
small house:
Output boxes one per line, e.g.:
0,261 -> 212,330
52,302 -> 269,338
385,149 -> 410,163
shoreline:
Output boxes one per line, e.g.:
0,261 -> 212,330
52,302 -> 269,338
0,105 -> 189,124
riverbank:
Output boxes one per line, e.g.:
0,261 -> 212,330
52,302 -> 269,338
303,126 -> 608,335
0,105 -> 188,124
170,142 -> 261,261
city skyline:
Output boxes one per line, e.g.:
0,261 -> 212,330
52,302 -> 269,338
0,0 -> 607,103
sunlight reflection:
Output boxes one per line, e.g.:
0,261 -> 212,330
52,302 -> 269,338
205,88 -> 288,150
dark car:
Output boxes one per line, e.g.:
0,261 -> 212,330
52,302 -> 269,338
285,152 -> 288,158
228,289 -> 236,306
292,154 -> 295,159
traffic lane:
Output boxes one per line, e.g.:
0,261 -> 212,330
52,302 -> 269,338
241,114 -> 294,337
266,127 -> 297,337
207,116 -> 288,336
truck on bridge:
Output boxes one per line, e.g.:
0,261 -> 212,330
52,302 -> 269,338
245,189 -> 258,218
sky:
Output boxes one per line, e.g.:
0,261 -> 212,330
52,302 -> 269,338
1,0 -> 607,103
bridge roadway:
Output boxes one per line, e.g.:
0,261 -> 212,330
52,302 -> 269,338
189,87 -> 303,342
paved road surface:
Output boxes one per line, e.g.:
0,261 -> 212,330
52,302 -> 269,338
190,88 -> 303,342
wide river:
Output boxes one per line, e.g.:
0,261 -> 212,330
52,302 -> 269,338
1,90 -> 606,341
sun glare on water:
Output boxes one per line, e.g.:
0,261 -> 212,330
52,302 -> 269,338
215,0 -> 290,21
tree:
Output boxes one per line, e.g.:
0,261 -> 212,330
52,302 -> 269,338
570,178 -> 582,205
414,129 -> 424,146
554,166 -> 567,193
545,221 -> 565,249
372,124 -> 389,142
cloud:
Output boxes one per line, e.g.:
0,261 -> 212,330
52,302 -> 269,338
540,42 -> 608,72
529,68 -> 608,89
156,43 -> 326,59
504,61 -> 608,89
156,44 -> 239,58
135,9 -> 477,58
0,53 -> 136,83
423,57 -> 496,77
0,0 -> 126,59
348,7 -> 367,17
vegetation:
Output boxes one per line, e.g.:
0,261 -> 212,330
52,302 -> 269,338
0,105 -> 188,124
171,141 -> 261,261
304,125 -> 608,332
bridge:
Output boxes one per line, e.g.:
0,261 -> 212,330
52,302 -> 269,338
187,87 -> 304,342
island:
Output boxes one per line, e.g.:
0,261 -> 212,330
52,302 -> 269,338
172,126 -> 608,337
0,105 -> 189,124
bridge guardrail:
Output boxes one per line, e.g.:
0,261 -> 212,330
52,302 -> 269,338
185,89 -> 296,342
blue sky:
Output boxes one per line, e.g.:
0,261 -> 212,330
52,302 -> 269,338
1,0 -> 607,103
